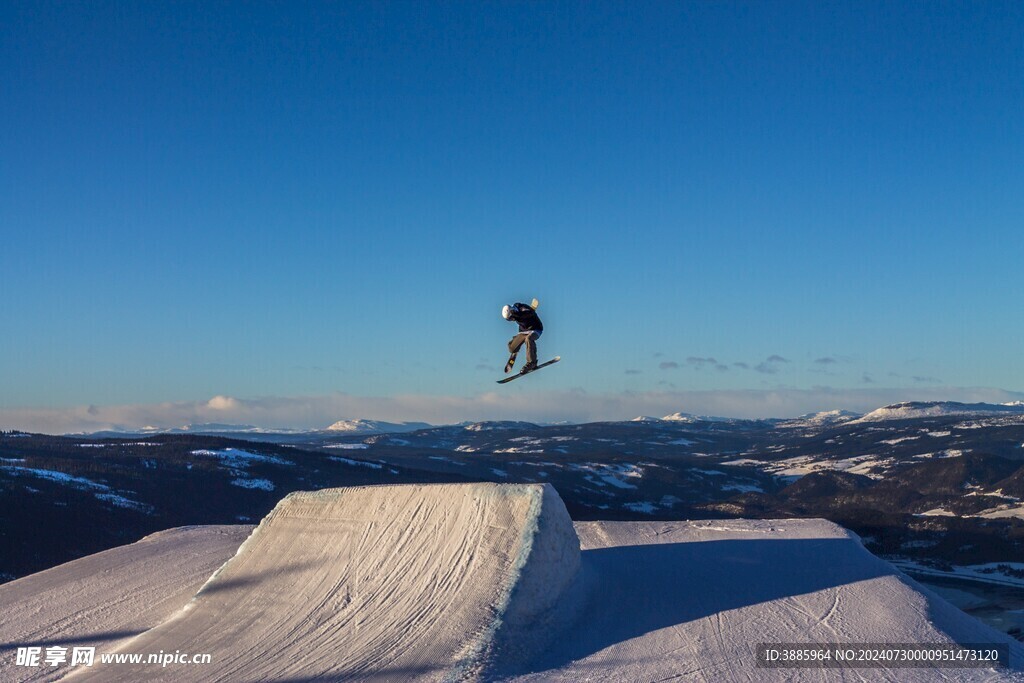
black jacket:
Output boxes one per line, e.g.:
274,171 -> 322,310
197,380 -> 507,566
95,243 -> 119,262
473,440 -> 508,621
508,303 -> 543,333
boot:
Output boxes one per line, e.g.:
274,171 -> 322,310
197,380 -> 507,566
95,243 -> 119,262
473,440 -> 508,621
504,354 -> 517,373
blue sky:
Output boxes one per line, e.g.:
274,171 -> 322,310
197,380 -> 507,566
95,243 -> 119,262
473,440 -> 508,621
2,1 -> 1022,429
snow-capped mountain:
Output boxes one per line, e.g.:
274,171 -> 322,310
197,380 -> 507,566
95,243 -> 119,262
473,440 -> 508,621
632,412 -> 737,424
461,421 -> 541,432
853,401 -> 1024,423
663,411 -> 713,422
777,410 -> 862,428
325,419 -> 433,434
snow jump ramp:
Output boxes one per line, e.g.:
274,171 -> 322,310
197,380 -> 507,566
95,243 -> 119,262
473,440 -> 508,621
67,483 -> 580,682
44,482 -> 1023,682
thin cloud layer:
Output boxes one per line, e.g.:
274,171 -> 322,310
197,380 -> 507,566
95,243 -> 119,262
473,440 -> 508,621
755,355 -> 790,374
3,386 -> 1023,434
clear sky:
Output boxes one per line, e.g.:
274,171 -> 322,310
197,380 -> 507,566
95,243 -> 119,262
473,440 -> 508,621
2,1 -> 1022,430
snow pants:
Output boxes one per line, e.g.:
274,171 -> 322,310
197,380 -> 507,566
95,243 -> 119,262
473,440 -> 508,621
508,330 -> 541,366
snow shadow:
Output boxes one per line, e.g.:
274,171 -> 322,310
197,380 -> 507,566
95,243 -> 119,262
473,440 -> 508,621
514,536 -> 891,674
263,665 -> 444,683
0,629 -> 144,650
193,558 -> 323,597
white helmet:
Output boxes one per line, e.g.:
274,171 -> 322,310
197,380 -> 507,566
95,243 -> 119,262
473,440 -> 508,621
501,304 -> 512,320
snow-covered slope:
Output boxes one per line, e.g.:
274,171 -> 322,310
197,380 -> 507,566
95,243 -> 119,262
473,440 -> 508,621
515,519 -> 1022,681
0,526 -> 252,683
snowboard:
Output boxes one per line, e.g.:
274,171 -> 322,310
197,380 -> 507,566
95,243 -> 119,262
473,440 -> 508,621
497,356 -> 561,384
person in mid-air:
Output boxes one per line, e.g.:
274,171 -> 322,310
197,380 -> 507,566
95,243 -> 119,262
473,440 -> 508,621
502,301 -> 543,374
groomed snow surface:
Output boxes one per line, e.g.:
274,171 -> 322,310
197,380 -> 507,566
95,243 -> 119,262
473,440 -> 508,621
1,483 -> 1021,682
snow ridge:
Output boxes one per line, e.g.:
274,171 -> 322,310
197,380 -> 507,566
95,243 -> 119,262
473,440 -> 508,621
855,401 -> 1024,423
324,419 -> 432,434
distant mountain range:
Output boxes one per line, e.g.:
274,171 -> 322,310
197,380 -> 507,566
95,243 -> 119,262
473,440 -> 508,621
72,401 -> 1024,438
84,422 -> 309,437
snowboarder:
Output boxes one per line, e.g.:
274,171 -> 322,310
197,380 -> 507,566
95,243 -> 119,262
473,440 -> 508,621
502,301 -> 543,374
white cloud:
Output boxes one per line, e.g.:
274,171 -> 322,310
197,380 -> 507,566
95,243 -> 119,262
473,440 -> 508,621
207,395 -> 240,410
2,386 -> 1024,434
